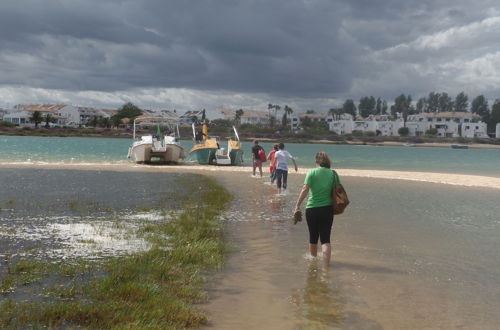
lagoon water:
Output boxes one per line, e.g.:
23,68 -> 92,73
204,173 -> 500,329
1,135 -> 500,176
1,135 -> 500,328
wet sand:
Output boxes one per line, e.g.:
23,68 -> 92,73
2,163 -> 500,190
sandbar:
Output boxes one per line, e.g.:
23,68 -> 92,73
2,163 -> 500,190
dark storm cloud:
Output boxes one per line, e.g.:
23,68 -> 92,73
0,0 -> 499,105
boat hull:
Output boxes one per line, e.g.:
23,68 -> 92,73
230,148 -> 244,165
190,139 -> 219,164
130,142 -> 185,163
190,147 -> 218,164
129,142 -> 153,163
164,144 -> 186,163
451,144 -> 469,149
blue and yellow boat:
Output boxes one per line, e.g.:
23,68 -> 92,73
189,123 -> 244,165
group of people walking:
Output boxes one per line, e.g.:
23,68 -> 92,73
251,140 -> 297,193
251,140 -> 342,263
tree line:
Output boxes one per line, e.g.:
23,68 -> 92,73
328,92 -> 500,132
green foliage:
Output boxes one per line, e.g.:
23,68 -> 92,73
391,94 -> 413,122
0,120 -> 15,127
43,114 -> 55,128
342,99 -> 357,117
0,177 -> 232,329
300,117 -> 329,133
471,95 -> 489,120
111,102 -> 143,127
488,99 -> 500,132
454,91 -> 468,112
29,111 -> 43,128
438,92 -> 453,112
358,96 -> 376,118
416,97 -> 427,113
425,128 -> 438,137
282,105 -> 293,127
364,131 -> 376,137
234,109 -> 244,124
398,127 -> 410,136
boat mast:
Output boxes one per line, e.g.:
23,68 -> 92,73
133,119 -> 136,140
202,121 -> 208,141
232,126 -> 240,142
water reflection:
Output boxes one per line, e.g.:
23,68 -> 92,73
292,260 -> 345,328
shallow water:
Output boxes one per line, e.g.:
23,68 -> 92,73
1,136 -> 500,177
1,165 -> 499,329
0,169 -> 198,261
202,172 -> 500,329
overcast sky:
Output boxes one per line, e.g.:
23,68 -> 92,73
1,0 -> 499,112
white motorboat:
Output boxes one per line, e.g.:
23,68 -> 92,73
127,116 -> 186,164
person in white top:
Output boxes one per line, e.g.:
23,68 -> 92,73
272,142 -> 298,193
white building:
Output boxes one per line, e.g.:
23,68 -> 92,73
239,109 -> 270,126
329,114 -> 354,135
4,104 -> 68,126
377,119 -> 402,136
58,106 -> 113,126
179,110 -> 206,124
496,123 -> 500,139
290,113 -> 334,130
328,111 -> 488,138
353,119 -> 378,134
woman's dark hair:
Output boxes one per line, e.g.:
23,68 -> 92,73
315,151 -> 331,168
273,143 -> 279,151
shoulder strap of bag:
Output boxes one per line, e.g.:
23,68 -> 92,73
331,169 -> 341,186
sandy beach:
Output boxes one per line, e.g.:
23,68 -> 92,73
2,162 -> 500,190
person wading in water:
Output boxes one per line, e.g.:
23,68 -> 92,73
294,151 -> 338,264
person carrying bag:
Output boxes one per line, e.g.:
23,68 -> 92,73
331,170 -> 349,215
294,151 -> 348,264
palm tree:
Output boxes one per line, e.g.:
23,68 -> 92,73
30,111 -> 43,128
282,105 -> 293,127
273,105 -> 281,126
44,114 -> 54,128
268,103 -> 274,127
234,109 -> 244,125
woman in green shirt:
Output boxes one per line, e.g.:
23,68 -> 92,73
294,151 -> 336,263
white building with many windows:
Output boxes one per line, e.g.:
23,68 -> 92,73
328,112 -> 488,138
4,104 -> 69,126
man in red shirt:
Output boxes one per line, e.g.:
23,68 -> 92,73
267,144 -> 279,183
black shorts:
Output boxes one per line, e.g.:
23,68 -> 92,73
306,205 -> 334,244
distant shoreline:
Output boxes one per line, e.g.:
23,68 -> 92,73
246,137 -> 500,149
2,128 -> 500,149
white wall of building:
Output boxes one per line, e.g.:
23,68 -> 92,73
462,122 -> 488,138
3,111 -> 32,125
328,112 -> 489,138
496,123 -> 500,139
329,120 -> 353,135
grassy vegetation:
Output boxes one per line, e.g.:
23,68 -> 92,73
0,176 -> 232,329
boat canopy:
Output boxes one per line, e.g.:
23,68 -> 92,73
133,116 -> 181,140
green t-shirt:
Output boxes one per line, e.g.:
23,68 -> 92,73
304,167 -> 335,208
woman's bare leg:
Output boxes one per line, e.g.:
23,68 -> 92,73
309,244 -> 318,257
322,243 -> 331,264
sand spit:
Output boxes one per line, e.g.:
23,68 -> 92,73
2,162 -> 500,190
